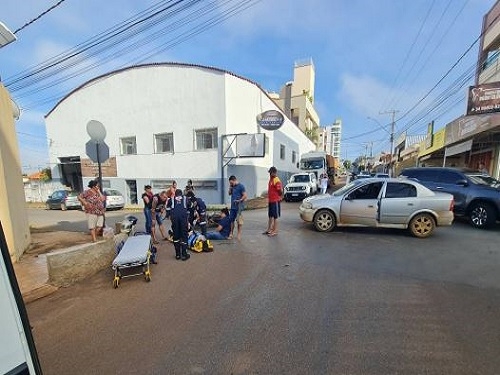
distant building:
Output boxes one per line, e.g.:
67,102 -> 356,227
45,63 -> 316,205
320,119 -> 342,158
269,59 -> 321,149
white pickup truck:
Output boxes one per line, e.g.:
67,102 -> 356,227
283,172 -> 318,202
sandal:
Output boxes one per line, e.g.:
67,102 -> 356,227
267,232 -> 277,237
262,231 -> 270,235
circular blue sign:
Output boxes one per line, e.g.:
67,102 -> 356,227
256,110 -> 285,130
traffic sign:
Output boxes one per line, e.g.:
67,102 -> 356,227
85,140 -> 109,163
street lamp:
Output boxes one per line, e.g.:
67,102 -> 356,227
0,21 -> 16,48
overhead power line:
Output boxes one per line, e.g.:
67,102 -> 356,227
6,0 -> 263,110
13,0 -> 67,34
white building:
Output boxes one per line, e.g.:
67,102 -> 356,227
321,119 -> 342,158
45,62 -> 316,205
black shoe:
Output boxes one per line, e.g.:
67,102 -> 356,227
175,255 -> 181,260
181,253 -> 191,261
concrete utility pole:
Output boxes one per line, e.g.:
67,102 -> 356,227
379,110 -> 399,176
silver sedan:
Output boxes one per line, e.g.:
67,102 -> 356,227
299,178 -> 454,238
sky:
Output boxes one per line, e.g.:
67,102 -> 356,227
0,0 -> 496,173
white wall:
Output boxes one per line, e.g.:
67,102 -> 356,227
46,63 -> 316,203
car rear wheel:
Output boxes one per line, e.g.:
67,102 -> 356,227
313,209 -> 336,232
409,213 -> 435,238
60,203 -> 67,211
45,203 -> 51,210
469,202 -> 495,229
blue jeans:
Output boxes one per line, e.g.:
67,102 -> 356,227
205,231 -> 227,240
144,208 -> 152,234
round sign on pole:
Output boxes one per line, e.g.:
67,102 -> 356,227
86,120 -> 106,141
256,110 -> 285,131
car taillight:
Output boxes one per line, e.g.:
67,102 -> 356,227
449,199 -> 454,211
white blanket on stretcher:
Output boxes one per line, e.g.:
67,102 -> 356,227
112,235 -> 151,266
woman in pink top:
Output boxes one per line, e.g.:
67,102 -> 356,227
78,180 -> 106,242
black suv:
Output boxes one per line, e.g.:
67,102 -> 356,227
399,167 -> 500,229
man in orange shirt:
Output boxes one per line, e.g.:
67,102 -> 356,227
264,166 -> 283,237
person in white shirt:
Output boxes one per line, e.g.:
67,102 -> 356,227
320,174 -> 329,194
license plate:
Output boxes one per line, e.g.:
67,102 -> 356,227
292,193 -> 298,197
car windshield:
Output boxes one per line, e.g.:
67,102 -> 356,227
300,159 -> 324,170
332,179 -> 365,197
291,175 -> 310,183
67,191 -> 78,197
466,174 -> 500,188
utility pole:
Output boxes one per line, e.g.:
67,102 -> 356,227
380,110 -> 399,176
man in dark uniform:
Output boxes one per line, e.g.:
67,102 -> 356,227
169,189 -> 190,261
186,191 -> 208,236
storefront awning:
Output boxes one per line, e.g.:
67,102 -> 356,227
444,139 -> 473,157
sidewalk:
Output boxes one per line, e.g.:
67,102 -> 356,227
13,253 -> 59,303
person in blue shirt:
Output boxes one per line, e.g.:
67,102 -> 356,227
205,208 -> 232,240
186,191 -> 207,236
228,175 -> 247,241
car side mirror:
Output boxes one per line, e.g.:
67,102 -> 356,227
345,194 -> 352,201
456,179 -> 468,186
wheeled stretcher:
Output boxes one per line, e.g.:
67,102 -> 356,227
112,234 -> 153,288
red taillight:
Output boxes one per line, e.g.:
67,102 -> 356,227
449,199 -> 454,211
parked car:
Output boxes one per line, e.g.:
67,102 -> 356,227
373,173 -> 390,178
103,189 -> 125,210
45,190 -> 81,211
399,167 -> 500,229
283,172 -> 318,201
299,177 -> 454,238
352,172 -> 371,180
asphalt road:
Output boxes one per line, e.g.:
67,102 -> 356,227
25,204 -> 500,374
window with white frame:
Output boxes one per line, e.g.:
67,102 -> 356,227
280,144 -> 285,160
120,136 -> 137,155
195,128 -> 218,150
155,132 -> 174,153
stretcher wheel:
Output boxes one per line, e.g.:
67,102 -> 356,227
113,277 -> 120,288
145,271 -> 151,282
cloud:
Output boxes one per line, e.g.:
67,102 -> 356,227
33,39 -> 72,63
338,73 -> 428,117
338,73 -> 394,115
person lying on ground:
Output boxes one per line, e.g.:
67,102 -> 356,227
205,208 -> 232,240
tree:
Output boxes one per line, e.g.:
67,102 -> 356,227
40,167 -> 52,181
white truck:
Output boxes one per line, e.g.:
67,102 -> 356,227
299,151 -> 338,189
283,172 -> 318,201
